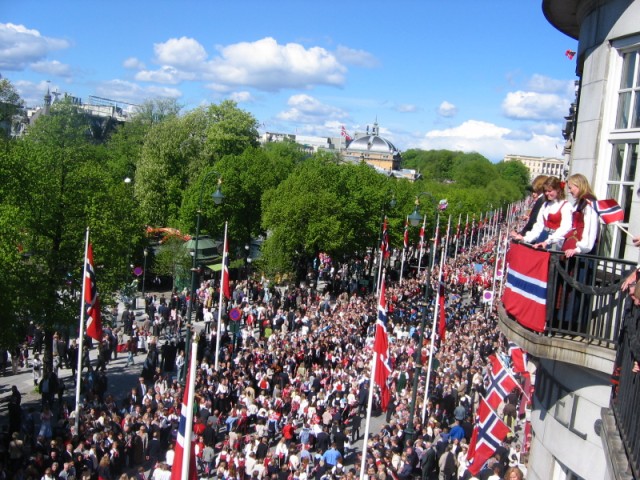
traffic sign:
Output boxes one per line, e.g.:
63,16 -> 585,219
229,308 -> 242,321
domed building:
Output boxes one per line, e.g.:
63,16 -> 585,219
343,121 -> 402,171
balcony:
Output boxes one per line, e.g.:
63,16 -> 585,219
497,244 -> 638,479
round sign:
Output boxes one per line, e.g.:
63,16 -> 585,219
229,308 -> 242,321
133,266 -> 143,277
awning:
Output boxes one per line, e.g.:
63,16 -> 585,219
206,258 -> 246,271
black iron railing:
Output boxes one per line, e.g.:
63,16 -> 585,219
545,251 -> 635,347
611,302 -> 640,478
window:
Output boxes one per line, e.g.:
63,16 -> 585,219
615,50 -> 640,129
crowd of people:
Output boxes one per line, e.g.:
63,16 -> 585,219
3,174 -> 638,480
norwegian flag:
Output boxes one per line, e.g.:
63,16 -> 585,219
484,354 -> 518,410
589,198 -> 624,224
340,125 -> 352,142
508,341 -> 527,374
380,216 -> 390,259
419,215 -> 426,250
222,223 -> 231,299
467,397 -> 511,476
403,217 -> 409,250
171,358 -> 197,480
438,199 -> 448,211
374,277 -> 391,411
84,244 -> 103,341
565,49 -> 576,60
438,282 -> 446,342
455,215 -> 461,239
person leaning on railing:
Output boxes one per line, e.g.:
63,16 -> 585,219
562,174 -> 599,258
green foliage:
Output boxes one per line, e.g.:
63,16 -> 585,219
0,78 -> 24,140
153,237 -> 191,290
495,159 -> 530,194
203,100 -> 260,161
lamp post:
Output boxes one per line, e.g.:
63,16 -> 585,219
404,192 -> 434,444
181,171 -> 224,383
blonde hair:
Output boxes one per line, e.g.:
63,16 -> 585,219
567,173 -> 595,200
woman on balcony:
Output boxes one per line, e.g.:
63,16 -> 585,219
511,176 -> 572,250
562,173 -> 599,258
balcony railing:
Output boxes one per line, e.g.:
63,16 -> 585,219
544,250 -> 634,347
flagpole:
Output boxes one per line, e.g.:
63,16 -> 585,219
359,351 -> 377,480
417,214 -> 426,274
463,213 -> 469,252
181,335 -> 199,480
400,217 -> 408,283
454,214 -> 461,262
444,215 -> 452,259
376,217 -> 387,295
422,251 -> 445,422
430,213 -> 440,271
215,221 -> 228,371
74,227 -> 90,434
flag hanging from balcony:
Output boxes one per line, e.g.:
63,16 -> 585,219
484,354 -> 519,410
502,242 -> 549,332
84,243 -> 103,341
373,277 -> 391,412
589,198 -> 624,224
466,397 -> 511,476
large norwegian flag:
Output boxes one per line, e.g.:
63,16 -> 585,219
222,223 -> 231,300
485,354 -> 518,410
502,242 -> 549,332
84,244 -> 103,341
508,341 -> 527,374
467,397 -> 511,476
171,360 -> 197,480
374,277 -> 391,411
403,217 -> 409,250
589,198 -> 624,224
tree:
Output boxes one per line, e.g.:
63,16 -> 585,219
203,100 -> 260,161
153,237 -> 191,291
495,159 -> 530,195
0,78 -> 24,139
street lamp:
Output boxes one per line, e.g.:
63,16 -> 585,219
405,192 -> 434,443
181,171 -> 224,383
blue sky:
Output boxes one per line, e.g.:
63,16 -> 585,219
1,1 -> 577,161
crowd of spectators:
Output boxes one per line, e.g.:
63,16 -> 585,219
0,230 -> 530,480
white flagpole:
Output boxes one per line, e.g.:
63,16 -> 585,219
399,217 -> 408,283
215,221 -> 228,371
181,335 -> 199,480
463,213 -> 469,251
422,250 -> 446,423
454,214 -> 461,262
444,215 -> 452,259
359,352 -> 377,480
74,227 -> 90,434
430,213 -> 440,270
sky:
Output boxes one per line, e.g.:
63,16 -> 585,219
1,0 -> 578,161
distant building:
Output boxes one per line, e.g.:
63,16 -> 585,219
503,154 -> 566,181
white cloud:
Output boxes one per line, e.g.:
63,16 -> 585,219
229,91 -> 254,103
153,36 -> 207,69
396,103 -> 419,113
0,23 -> 70,70
123,57 -> 145,70
418,119 -> 562,161
437,101 -> 457,117
135,65 -> 194,85
30,60 -> 72,77
276,94 -> 348,123
527,74 -> 574,95
95,79 -> 182,104
334,45 -> 379,68
208,37 -> 346,91
502,90 -> 570,121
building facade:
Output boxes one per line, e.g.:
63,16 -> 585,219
503,154 -> 565,181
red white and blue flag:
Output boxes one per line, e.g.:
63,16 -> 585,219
84,244 -> 103,341
374,277 -> 391,411
171,360 -> 197,480
222,224 -> 231,299
502,242 -> 549,332
438,199 -> 448,211
438,282 -> 446,342
589,198 -> 624,224
403,217 -> 409,250
380,217 -> 389,258
467,397 -> 511,475
508,341 -> 527,374
484,354 -> 518,410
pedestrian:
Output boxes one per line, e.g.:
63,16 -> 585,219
32,353 -> 42,386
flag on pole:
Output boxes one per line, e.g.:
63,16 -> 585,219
589,198 -> 624,224
403,217 -> 409,250
222,225 -> 231,299
438,199 -> 448,211
84,244 -> 103,341
455,214 -> 461,239
467,397 -> 511,476
171,354 -> 197,480
508,341 -> 527,374
419,215 -> 426,250
484,354 -> 519,410
381,216 -> 390,258
374,277 -> 391,412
